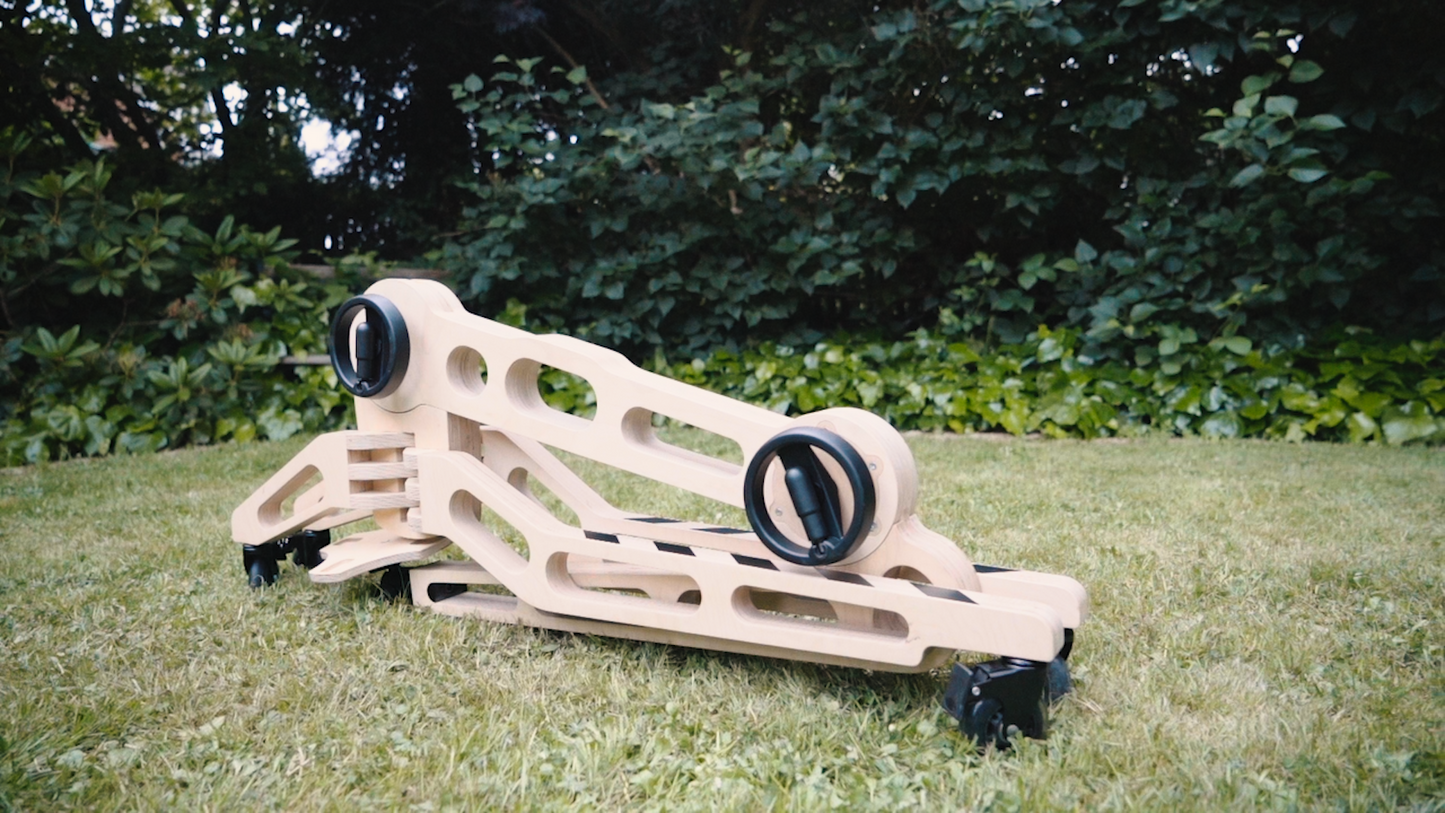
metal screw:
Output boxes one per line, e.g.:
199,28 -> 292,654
774,508 -> 783,517
971,686 -> 981,696
870,522 -> 879,534
868,462 -> 877,471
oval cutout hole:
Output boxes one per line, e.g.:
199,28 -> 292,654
447,346 -> 487,396
621,408 -> 743,477
538,365 -> 596,421
504,361 -> 598,428
561,553 -> 701,608
884,565 -> 930,584
733,587 -> 908,639
449,490 -> 530,568
273,466 -> 323,523
505,468 -> 581,528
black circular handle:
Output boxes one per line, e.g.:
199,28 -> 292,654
329,294 -> 410,398
744,426 -> 876,566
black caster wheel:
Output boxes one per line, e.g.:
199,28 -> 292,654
1046,629 -> 1074,704
962,697 -> 1006,749
942,658 -> 1050,751
377,564 -> 411,602
242,543 -> 281,588
956,693 -> 1048,751
291,529 -> 330,569
1046,657 -> 1072,704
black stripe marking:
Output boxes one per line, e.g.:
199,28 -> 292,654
821,570 -> 871,586
632,517 -> 681,524
973,564 -> 1014,573
584,530 -> 619,543
732,554 -> 777,570
913,582 -> 976,603
654,541 -> 695,556
700,526 -> 750,535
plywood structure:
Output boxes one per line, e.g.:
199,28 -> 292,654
232,279 -> 1087,673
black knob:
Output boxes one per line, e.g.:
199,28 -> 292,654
329,294 -> 410,398
743,426 -> 876,566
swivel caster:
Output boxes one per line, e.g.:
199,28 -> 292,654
1045,629 -> 1075,704
290,529 -> 330,569
242,543 -> 282,588
377,563 -> 411,602
942,658 -> 1049,751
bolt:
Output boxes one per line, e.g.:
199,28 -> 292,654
868,462 -> 877,471
971,686 -> 981,696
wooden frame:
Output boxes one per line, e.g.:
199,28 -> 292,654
232,279 -> 1087,672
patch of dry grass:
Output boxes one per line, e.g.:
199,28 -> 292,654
1,434 -> 1441,810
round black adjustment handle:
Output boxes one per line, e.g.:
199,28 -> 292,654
329,294 -> 410,398
744,426 -> 876,566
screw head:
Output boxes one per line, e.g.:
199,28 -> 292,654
971,686 -> 981,696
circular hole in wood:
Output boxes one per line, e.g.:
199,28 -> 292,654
447,346 -> 487,395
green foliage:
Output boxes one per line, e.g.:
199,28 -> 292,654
438,1 -> 1442,359
605,323 -> 1441,445
0,137 -> 361,465
1,1 -> 326,247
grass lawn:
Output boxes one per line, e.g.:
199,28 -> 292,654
1,432 -> 1441,810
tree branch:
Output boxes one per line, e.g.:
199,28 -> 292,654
0,32 -> 96,159
535,27 -> 611,110
563,1 -> 643,71
165,0 -> 196,31
739,0 -> 769,56
62,0 -> 165,153
114,0 -> 135,33
211,88 -> 236,134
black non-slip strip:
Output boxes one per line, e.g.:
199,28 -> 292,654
654,541 -> 695,556
732,554 -> 777,570
700,526 -> 751,535
632,517 -> 681,524
973,564 -> 1015,573
912,581 -> 976,604
584,530 -> 620,543
821,570 -> 871,586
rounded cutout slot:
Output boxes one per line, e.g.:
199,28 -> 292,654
447,346 -> 488,396
449,490 -> 530,570
506,468 -> 582,528
559,553 -> 701,609
621,407 -> 744,477
884,565 -> 930,585
538,364 -> 597,421
504,360 -> 597,429
732,587 -> 908,639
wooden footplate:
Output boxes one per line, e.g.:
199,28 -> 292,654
232,279 -> 1089,747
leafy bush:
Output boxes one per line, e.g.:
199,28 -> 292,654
437,1 -> 1442,359
0,135 -> 363,465
652,326 -> 1444,444
502,315 -> 1441,445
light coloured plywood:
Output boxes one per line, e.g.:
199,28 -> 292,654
231,279 -> 1088,672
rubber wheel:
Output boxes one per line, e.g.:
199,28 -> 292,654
378,564 -> 411,602
247,557 -> 277,589
1046,657 -> 1073,704
962,697 -> 1007,750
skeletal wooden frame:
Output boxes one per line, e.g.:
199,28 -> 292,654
232,279 -> 1089,745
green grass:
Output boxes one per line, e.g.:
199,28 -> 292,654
1,432 -> 1441,810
